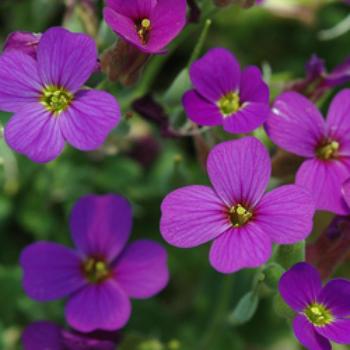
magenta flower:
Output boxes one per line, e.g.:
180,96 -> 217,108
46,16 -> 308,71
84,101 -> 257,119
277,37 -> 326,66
20,194 -> 169,332
182,48 -> 270,134
22,321 -> 117,350
103,0 -> 187,54
266,89 -> 350,214
160,137 -> 315,273
279,262 -> 350,350
3,31 -> 41,58
0,27 -> 120,163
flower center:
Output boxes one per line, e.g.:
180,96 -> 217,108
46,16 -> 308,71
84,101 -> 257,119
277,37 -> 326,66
40,86 -> 73,115
218,92 -> 240,117
316,140 -> 339,160
304,303 -> 333,327
83,258 -> 110,284
229,204 -> 252,227
136,18 -> 151,45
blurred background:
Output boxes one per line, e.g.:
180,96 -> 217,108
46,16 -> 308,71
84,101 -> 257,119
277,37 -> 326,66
0,0 -> 350,349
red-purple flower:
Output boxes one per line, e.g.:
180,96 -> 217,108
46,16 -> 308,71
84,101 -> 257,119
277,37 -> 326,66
22,321 -> 118,350
266,89 -> 350,214
160,137 -> 315,273
0,27 -> 120,163
20,194 -> 169,332
3,31 -> 41,59
182,48 -> 270,134
279,262 -> 350,350
103,0 -> 187,54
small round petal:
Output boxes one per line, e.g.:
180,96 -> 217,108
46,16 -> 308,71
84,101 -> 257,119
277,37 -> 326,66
317,319 -> 350,345
4,103 -> 65,163
207,137 -> 271,207
160,185 -> 231,248
317,279 -> 350,317
255,185 -> 315,244
342,178 -> 350,208
69,194 -> 132,262
293,315 -> 331,350
0,51 -> 42,112
326,89 -> 350,135
37,27 -> 97,92
278,262 -> 322,312
22,321 -> 63,350
114,240 -> 169,298
222,102 -> 270,134
265,92 -> 325,157
65,280 -> 131,332
189,48 -> 241,102
209,222 -> 272,273
296,158 -> 350,215
182,90 -> 223,126
239,66 -> 269,103
20,242 -> 86,302
60,90 -> 121,151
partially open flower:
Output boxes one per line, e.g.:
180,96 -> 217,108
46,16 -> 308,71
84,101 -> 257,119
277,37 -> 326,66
3,31 -> 41,59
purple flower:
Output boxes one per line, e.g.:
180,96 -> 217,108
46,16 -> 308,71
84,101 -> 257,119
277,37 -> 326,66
3,31 -> 41,58
266,89 -> 350,214
103,0 -> 187,54
0,27 -> 120,163
22,321 -> 118,350
182,48 -> 270,134
20,194 -> 169,332
160,137 -> 315,273
279,262 -> 350,350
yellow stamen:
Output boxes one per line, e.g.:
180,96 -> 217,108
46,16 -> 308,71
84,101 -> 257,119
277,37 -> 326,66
83,258 -> 110,283
229,204 -> 253,227
218,92 -> 241,117
304,303 -> 334,327
316,140 -> 339,160
40,85 -> 73,115
137,18 -> 151,45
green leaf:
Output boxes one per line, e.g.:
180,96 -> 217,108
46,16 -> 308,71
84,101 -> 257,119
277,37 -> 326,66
228,291 -> 259,326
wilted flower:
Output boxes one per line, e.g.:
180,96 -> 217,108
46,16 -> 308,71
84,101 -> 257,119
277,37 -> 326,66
20,194 -> 169,332
0,27 -> 120,163
160,137 -> 314,273
279,262 -> 350,350
3,31 -> 41,58
182,48 -> 270,134
103,0 -> 187,54
266,89 -> 350,214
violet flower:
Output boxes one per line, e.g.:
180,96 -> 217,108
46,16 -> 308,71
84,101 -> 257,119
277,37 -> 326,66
160,137 -> 315,273
266,89 -> 350,214
103,0 -> 187,54
22,321 -> 117,350
3,31 -> 41,58
20,194 -> 169,332
279,262 -> 350,350
0,27 -> 120,163
182,48 -> 270,134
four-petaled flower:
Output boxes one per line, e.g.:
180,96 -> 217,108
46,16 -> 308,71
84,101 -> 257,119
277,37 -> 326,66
160,137 -> 315,273
0,27 -> 120,163
266,89 -> 350,214
20,194 -> 169,332
182,48 -> 270,134
279,262 -> 350,350
104,0 -> 187,54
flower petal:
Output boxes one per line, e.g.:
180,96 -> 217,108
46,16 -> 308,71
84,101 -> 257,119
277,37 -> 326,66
326,89 -> 350,135
207,137 -> 271,207
317,279 -> 350,317
106,0 -> 157,18
296,158 -> 350,215
0,51 -> 41,112
160,185 -> 231,248
4,102 -> 65,163
182,90 -> 223,126
189,48 -> 241,102
20,242 -> 85,302
317,319 -> 350,344
265,92 -> 325,157
114,240 -> 169,298
342,178 -> 350,208
255,185 -> 315,244
239,66 -> 269,103
37,27 -> 97,92
69,194 -> 132,262
209,222 -> 272,273
222,102 -> 270,134
278,262 -> 322,312
60,90 -> 121,151
65,280 -> 131,332
293,315 -> 331,350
